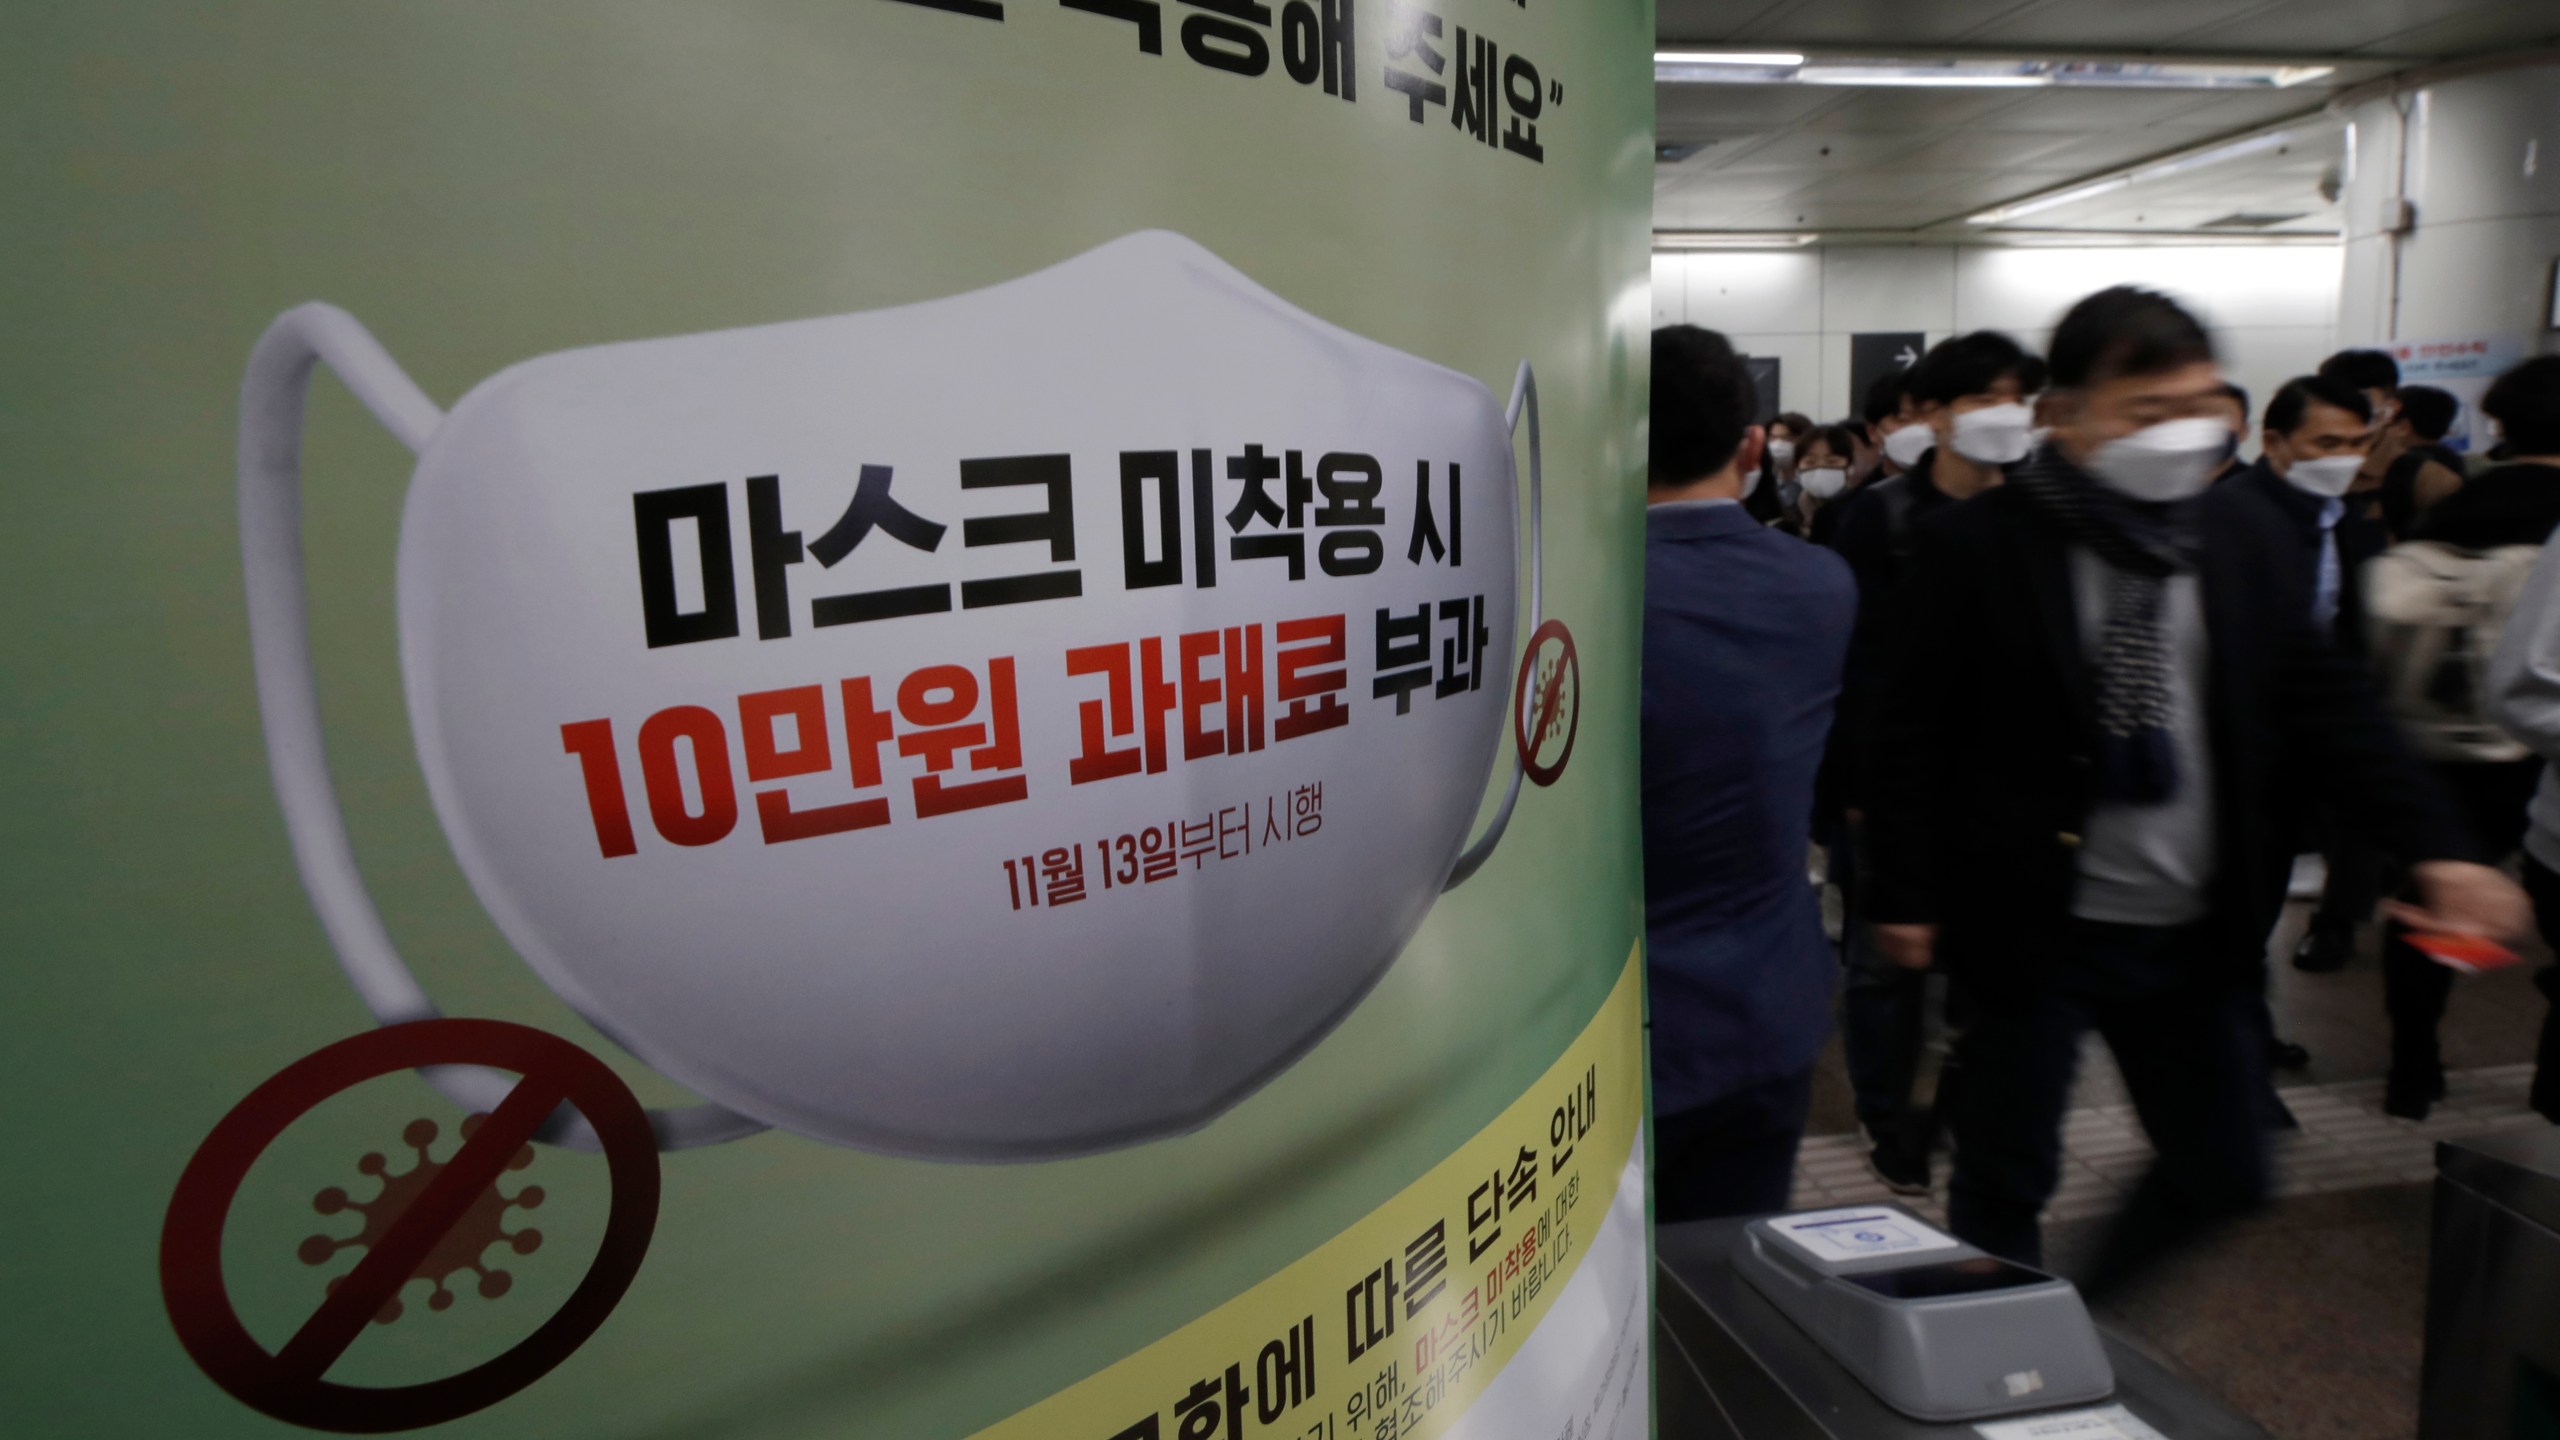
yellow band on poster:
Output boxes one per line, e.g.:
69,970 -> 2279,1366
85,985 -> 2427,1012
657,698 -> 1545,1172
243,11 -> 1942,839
970,945 -> 1646,1440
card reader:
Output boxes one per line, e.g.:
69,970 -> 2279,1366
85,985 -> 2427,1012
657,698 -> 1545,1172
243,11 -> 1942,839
1733,1206 -> 2116,1423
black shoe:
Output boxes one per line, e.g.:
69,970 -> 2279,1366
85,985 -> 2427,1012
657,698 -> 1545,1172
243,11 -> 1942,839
2269,1039 -> 2312,1072
2294,926 -> 2352,973
1864,1130 -> 1934,1196
2385,1067 -> 2447,1121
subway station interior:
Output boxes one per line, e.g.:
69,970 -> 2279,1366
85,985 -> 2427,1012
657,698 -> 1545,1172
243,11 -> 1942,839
1648,6 -> 2560,1440
11,5 -> 2560,1439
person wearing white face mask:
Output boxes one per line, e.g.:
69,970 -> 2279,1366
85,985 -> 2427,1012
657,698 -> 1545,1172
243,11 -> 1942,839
1861,286 -> 2527,1298
1854,371 -> 1919,488
1792,424 -> 1861,546
1759,411 -> 1816,534
1822,331 -> 2047,1196
2200,376 -> 2390,1094
2214,374 -> 2385,639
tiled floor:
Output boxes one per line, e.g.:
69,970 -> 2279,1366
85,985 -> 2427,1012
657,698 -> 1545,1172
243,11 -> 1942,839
1788,1061 -> 2550,1222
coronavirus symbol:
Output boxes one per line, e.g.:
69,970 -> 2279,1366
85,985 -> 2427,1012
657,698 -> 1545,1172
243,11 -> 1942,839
298,1115 -> 544,1322
164,1021 -> 659,1432
1511,619 -> 1580,789
1530,657 -> 1571,756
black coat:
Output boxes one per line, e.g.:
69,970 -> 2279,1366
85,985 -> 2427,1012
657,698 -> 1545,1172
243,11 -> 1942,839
1825,454 -> 1958,810
1863,479 -> 2471,995
2198,460 -> 2388,658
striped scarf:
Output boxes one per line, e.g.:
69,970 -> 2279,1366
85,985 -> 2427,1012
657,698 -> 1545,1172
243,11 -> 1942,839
2005,450 -> 2199,805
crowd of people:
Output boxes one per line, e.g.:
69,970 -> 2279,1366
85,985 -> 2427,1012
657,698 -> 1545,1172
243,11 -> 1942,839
1641,286 -> 2560,1298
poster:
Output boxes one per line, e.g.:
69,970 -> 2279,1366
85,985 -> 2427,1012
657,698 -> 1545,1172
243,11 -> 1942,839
2387,334 -> 2530,453
2,4 -> 1654,1438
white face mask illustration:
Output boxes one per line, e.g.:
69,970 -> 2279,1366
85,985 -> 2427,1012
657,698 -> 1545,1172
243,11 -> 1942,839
238,231 -> 1546,1160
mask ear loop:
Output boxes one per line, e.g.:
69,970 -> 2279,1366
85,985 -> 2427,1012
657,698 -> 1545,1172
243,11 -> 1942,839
1445,360 -> 1542,891
237,303 -> 767,1152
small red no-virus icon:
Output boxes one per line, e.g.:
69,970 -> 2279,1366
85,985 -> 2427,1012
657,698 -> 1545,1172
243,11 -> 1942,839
1513,618 -> 1580,789
161,1020 -> 660,1434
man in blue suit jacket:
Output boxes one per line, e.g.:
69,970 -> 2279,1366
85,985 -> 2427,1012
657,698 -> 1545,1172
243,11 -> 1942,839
1644,325 -> 1859,1221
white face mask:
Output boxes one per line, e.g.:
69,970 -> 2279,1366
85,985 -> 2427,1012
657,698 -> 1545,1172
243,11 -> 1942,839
1950,402 -> 2037,467
1740,460 -> 1764,500
1766,438 -> 1797,470
1798,465 -> 1849,501
2087,417 -> 2233,504
235,230 -> 1546,1159
1882,422 -> 1935,470
2284,453 -> 2366,498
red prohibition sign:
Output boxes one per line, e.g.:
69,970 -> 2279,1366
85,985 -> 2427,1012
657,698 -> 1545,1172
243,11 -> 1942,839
1512,618 -> 1580,789
160,1020 -> 661,1434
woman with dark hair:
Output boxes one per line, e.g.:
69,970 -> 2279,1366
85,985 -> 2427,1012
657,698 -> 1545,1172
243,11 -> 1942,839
1792,424 -> 1861,546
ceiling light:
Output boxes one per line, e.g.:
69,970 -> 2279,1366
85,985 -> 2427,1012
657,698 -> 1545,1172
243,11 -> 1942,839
1968,129 -> 2304,225
1657,55 -> 2342,91
2132,129 -> 2298,181
1796,68 -> 2049,88
1653,50 -> 1806,67
1970,177 -> 2134,225
1652,232 -> 1820,250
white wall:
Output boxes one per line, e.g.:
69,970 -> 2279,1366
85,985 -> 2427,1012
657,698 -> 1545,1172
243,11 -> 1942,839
2336,66 -> 2560,354
1659,243 -> 2345,444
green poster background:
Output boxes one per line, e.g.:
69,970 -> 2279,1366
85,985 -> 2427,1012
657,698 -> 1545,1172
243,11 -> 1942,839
1,3 -> 1655,1435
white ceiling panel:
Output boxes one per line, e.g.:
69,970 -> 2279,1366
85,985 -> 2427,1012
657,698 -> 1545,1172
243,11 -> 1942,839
1792,87 -> 2045,134
1887,131 -> 2089,171
1697,129 -> 1942,175
1650,0 -> 2559,241
1957,87 -> 2257,134
1658,84 -> 1845,140
1704,0 -> 2045,48
2347,2 -> 2560,57
2170,0 -> 2557,54
1654,0 -> 1799,45
1971,0 -> 2296,50
1792,168 -> 1982,205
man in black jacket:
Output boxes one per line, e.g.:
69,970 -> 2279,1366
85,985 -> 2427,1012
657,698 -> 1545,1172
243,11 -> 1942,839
1864,288 -> 2527,1298
1826,331 -> 2046,1194
2203,377 -> 2391,981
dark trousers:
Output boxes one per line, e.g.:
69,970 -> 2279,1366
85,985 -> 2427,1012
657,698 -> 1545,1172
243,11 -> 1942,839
1832,822 -> 1934,1143
2307,825 -> 2386,941
2384,759 -> 2541,1085
1654,1068 -> 1816,1224
2518,856 -> 2560,1123
1946,920 -> 2270,1300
